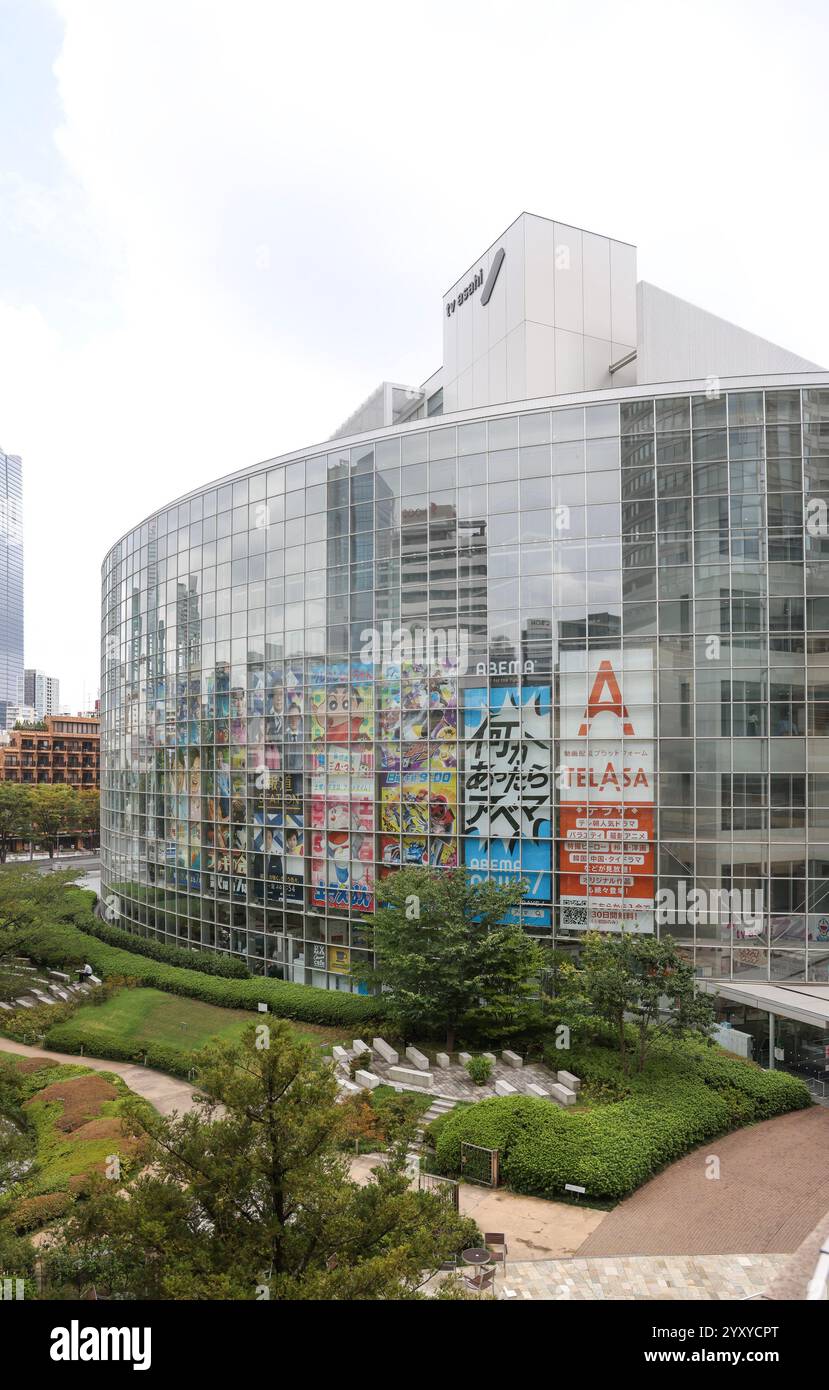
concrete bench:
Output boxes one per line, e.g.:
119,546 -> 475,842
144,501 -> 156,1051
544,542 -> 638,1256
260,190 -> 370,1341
372,1037 -> 399,1066
482,1052 -> 497,1064
557,1070 -> 581,1092
355,1069 -> 380,1090
549,1083 -> 577,1107
332,1046 -> 350,1067
30,990 -> 57,1006
405,1045 -> 431,1072
435,1052 -> 451,1069
388,1065 -> 433,1089
502,1050 -> 523,1069
458,1052 -> 472,1066
48,970 -> 72,982
14,998 -> 34,1009
337,1079 -> 360,1096
495,1078 -> 518,1097
526,1083 -> 549,1099
352,1039 -> 370,1057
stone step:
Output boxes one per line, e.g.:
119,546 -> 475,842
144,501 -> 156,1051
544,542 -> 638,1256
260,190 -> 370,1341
14,997 -> 35,1009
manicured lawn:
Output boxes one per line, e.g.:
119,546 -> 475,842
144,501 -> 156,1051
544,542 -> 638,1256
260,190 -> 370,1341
58,987 -> 347,1057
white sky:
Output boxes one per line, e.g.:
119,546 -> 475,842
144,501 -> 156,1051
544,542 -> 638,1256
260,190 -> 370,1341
0,0 -> 827,710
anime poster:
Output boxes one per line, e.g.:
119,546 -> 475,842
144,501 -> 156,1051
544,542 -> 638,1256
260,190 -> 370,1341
307,662 -> 376,912
309,664 -> 374,743
462,686 -> 552,927
558,649 -> 655,934
251,807 -> 304,905
310,829 -> 374,913
380,770 -> 457,837
379,835 -> 458,871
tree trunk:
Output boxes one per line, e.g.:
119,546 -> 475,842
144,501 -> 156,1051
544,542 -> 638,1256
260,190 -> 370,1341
445,1024 -> 455,1053
618,1016 -> 628,1075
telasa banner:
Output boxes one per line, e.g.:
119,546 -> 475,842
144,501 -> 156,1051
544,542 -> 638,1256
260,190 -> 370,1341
558,649 -> 655,934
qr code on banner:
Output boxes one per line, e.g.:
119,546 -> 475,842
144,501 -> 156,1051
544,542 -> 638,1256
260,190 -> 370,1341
561,906 -> 589,927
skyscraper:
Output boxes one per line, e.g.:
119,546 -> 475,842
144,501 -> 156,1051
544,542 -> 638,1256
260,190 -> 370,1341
0,448 -> 24,731
21,669 -> 60,720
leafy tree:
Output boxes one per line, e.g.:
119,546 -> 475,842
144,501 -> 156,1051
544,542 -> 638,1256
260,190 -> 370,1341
0,785 -> 31,863
75,789 -> 100,850
28,785 -> 77,858
45,1023 -> 478,1300
352,866 -> 546,1051
579,932 -> 715,1074
0,865 -> 81,962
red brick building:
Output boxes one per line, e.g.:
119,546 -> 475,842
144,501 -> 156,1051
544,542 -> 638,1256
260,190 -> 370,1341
1,715 -> 100,788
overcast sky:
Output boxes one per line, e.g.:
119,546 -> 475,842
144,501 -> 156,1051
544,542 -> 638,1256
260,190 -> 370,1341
1,0 -> 827,710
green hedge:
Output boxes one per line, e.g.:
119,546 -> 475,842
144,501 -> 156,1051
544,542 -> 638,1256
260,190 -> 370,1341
18,916 -> 387,1029
41,1021 -> 200,1080
429,1039 -> 811,1202
78,908 -> 250,979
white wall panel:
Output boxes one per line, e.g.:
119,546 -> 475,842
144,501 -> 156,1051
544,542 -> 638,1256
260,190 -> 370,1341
524,214 -> 555,327
553,222 -> 584,334
610,240 -> 637,348
583,232 -> 612,341
555,328 -> 585,394
525,319 -> 556,398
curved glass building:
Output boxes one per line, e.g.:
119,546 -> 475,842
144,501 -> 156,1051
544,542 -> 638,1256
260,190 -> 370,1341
101,213 -> 829,1065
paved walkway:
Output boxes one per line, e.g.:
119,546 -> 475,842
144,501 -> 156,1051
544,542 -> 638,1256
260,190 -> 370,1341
350,1153 -> 604,1259
500,1253 -> 787,1301
577,1106 -> 829,1257
0,1037 -> 201,1116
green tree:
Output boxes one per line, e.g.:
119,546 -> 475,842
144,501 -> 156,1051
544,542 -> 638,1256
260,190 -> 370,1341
0,785 -> 31,863
45,1023 -> 478,1300
28,785 -> 77,858
352,866 -> 545,1051
579,931 -> 715,1074
0,865 -> 81,962
76,789 -> 100,851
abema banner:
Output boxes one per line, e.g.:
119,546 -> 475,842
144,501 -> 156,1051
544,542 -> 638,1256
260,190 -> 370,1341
558,650 -> 655,934
463,686 -> 552,927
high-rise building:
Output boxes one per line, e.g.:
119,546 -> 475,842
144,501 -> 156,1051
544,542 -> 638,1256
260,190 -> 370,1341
100,212 -> 829,1082
0,447 -> 23,731
21,669 -> 60,720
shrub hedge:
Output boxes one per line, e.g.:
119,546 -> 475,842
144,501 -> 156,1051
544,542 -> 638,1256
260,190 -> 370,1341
41,1021 -> 200,1080
429,1038 -> 811,1202
18,916 -> 387,1029
78,909 -> 250,979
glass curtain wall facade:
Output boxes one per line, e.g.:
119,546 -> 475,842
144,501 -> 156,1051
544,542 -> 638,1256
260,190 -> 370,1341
0,447 -> 24,727
100,382 -> 829,990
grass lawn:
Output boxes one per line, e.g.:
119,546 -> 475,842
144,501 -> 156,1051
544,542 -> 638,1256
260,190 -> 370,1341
58,987 -> 347,1057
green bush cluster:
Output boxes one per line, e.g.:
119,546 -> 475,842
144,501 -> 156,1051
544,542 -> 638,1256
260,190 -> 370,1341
10,1191 -> 71,1234
429,1038 -> 811,1202
465,1054 -> 493,1086
20,917 -> 387,1029
42,1020 -> 199,1079
0,998 -> 77,1046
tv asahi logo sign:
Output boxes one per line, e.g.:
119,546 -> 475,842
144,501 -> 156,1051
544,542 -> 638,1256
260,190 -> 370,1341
445,247 -> 505,317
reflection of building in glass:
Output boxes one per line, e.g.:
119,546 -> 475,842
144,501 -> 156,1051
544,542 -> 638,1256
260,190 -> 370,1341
0,447 -> 24,731
101,213 -> 829,1054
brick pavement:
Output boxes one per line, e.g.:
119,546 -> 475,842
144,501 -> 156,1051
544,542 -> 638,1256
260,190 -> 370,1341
577,1106 -> 829,1257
